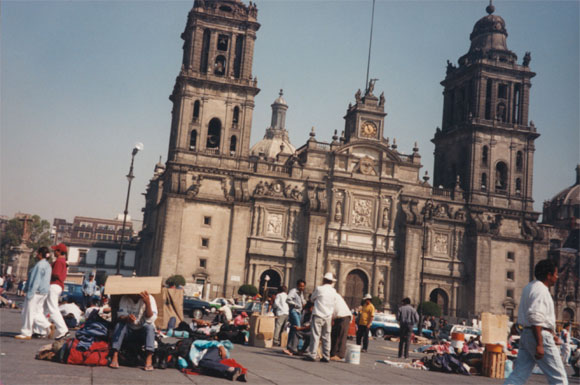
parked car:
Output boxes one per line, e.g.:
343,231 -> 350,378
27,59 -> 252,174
60,283 -> 100,306
183,296 -> 211,319
209,297 -> 230,312
439,324 -> 481,341
232,301 -> 265,317
370,313 -> 434,338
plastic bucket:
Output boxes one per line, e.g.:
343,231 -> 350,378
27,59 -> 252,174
451,332 -> 465,341
345,344 -> 361,365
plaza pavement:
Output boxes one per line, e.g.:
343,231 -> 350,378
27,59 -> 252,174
0,307 -> 558,385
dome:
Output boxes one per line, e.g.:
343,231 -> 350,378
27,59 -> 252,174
542,165 -> 580,226
250,131 -> 296,159
273,89 -> 287,106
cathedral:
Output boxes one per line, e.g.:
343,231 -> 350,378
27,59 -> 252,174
137,0 -> 578,321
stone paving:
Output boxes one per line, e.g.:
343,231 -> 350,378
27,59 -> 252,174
0,307 -> 560,385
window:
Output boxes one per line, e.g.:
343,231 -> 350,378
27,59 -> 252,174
196,278 -> 206,285
96,250 -> 106,266
193,100 -> 200,122
507,271 -> 514,280
79,250 -> 87,265
495,162 -> 508,191
232,106 -> 240,126
229,136 -> 237,155
481,173 -> 487,191
506,289 -> 514,298
206,118 -> 221,149
203,216 -> 211,226
214,55 -> 226,76
80,222 -> 93,229
200,259 -> 207,268
515,178 -> 522,195
512,84 -> 521,124
201,238 -> 209,248
507,251 -> 515,261
485,80 -> 492,120
200,29 -> 210,73
516,151 -> 523,171
482,146 -> 488,165
233,35 -> 244,78
498,84 -> 507,99
190,130 -> 197,150
496,102 -> 506,122
217,35 -> 229,51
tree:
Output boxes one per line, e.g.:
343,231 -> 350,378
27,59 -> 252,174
238,284 -> 258,296
418,301 -> 442,317
165,274 -> 186,287
1,215 -> 51,265
371,295 -> 383,310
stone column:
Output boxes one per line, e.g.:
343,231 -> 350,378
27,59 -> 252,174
452,282 -> 459,317
384,266 -> 391,309
251,263 -> 256,286
335,261 -> 342,295
372,264 -> 380,297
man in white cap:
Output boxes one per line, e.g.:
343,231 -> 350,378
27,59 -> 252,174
304,272 -> 336,362
356,293 -> 375,352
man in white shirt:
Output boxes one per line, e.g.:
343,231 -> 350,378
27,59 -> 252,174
59,298 -> 83,328
109,291 -> 158,371
273,286 -> 289,346
304,272 -> 337,362
330,291 -> 352,361
504,259 -> 568,385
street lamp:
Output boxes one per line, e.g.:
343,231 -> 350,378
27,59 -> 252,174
417,198 -> 433,336
116,142 -> 143,275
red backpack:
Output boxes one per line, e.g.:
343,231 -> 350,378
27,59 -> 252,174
66,339 -> 109,366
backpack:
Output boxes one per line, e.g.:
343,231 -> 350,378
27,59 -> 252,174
66,339 -> 109,366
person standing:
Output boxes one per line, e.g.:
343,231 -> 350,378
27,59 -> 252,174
330,291 -> 352,361
561,322 -> 571,366
82,272 -> 97,310
396,297 -> 419,359
47,243 -> 69,340
273,285 -> 289,346
304,272 -> 337,362
15,247 -> 53,340
356,294 -> 375,353
284,279 -> 305,355
504,259 -> 568,385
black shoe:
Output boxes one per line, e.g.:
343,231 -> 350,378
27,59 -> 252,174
361,349 -> 367,353
228,368 -> 241,381
302,356 -> 316,361
238,373 -> 247,382
31,333 -> 47,339
320,357 -> 330,363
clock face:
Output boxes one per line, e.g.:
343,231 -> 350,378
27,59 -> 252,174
361,121 -> 377,138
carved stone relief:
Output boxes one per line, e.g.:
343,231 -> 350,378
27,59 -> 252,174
359,156 -> 377,176
352,198 -> 373,228
253,180 -> 302,201
266,213 -> 283,236
433,233 -> 448,254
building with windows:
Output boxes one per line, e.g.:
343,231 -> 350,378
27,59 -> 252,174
54,216 -> 137,282
137,0 -> 576,321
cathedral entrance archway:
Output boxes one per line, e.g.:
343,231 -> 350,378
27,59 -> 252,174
259,269 -> 281,298
429,288 -> 449,315
562,307 -> 574,322
344,269 -> 368,309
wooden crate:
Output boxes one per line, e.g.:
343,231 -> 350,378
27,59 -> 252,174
482,349 -> 506,379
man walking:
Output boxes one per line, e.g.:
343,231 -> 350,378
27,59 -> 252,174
356,294 -> 375,353
396,297 -> 418,359
330,291 -> 352,361
15,247 -> 53,340
273,285 -> 289,346
284,279 -> 305,355
82,272 -> 97,310
48,243 -> 69,340
304,272 -> 336,362
504,259 -> 568,385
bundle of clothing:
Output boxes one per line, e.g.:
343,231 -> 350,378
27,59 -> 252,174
421,353 -> 471,375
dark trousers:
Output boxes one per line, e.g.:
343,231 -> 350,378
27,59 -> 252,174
199,347 -> 230,378
286,309 -> 301,352
330,316 -> 350,358
356,324 -> 369,350
398,324 -> 412,358
112,322 -> 156,352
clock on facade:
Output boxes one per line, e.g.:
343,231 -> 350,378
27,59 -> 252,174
361,121 -> 377,138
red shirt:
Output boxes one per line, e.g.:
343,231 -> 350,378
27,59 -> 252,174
51,257 -> 67,289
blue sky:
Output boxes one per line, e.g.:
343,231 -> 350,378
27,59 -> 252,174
1,0 -> 578,225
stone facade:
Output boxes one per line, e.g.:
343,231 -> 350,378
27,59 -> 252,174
137,1 -> 564,320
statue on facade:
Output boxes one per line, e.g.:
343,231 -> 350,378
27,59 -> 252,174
355,89 -> 361,103
335,201 -> 343,222
254,181 -> 265,195
379,92 -> 385,107
523,51 -> 531,67
382,207 -> 389,229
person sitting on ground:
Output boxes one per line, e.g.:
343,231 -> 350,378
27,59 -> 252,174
84,298 -> 101,319
59,298 -> 83,329
188,339 -> 245,381
233,312 -> 249,329
284,301 -> 314,356
109,291 -> 158,371
213,305 -> 232,325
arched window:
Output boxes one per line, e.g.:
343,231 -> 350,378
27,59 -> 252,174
214,55 -> 226,76
515,178 -> 522,195
481,173 -> 487,191
200,29 -> 210,74
495,162 -> 508,191
233,35 -> 244,78
232,106 -> 240,126
206,118 -> 221,150
189,130 -> 197,150
516,151 -> 523,171
193,100 -> 200,122
482,146 -> 489,165
229,136 -> 237,155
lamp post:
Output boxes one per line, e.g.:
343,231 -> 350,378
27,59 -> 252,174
417,198 -> 432,336
116,142 -> 143,275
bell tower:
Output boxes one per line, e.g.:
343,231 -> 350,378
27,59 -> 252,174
167,0 -> 260,160
432,2 -> 538,211
344,79 -> 387,143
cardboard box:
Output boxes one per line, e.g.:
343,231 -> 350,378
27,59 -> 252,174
153,288 -> 184,330
104,276 -> 163,295
249,314 -> 275,347
481,312 -> 509,345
